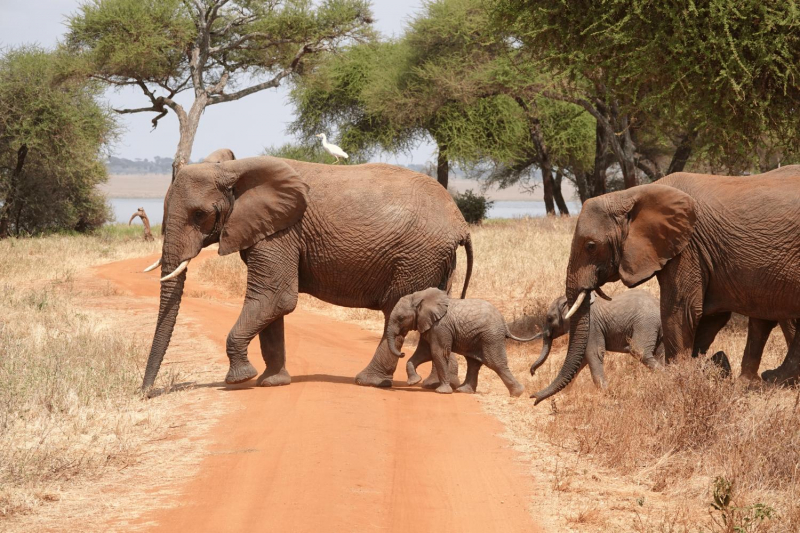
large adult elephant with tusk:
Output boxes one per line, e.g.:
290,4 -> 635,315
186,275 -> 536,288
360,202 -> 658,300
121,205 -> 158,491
141,149 -> 473,392
532,166 -> 800,405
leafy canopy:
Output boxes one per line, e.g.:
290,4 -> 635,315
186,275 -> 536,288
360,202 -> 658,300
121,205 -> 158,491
0,46 -> 116,235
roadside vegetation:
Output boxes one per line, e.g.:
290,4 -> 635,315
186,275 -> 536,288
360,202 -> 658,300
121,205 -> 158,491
200,217 -> 800,532
0,226 -> 164,519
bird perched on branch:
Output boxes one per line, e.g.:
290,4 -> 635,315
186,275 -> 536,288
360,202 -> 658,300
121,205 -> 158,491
315,133 -> 349,164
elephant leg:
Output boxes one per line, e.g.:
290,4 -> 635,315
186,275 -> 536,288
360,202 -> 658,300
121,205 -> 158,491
406,340 -> 432,386
225,236 -> 299,385
585,344 -> 608,390
631,328 -> 662,370
422,355 -> 459,389
256,317 -> 291,387
762,323 -> 800,386
740,319 -> 777,382
483,347 -> 525,397
457,357 -> 482,394
430,343 -> 453,394
355,312 -> 400,388
692,312 -> 731,357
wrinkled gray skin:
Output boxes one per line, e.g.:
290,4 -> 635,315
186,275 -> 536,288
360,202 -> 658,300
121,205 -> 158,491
141,150 -> 473,392
530,290 -> 664,388
387,288 -> 535,396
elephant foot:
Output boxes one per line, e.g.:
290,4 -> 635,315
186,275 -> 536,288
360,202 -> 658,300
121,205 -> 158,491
355,370 -> 393,388
761,368 -> 800,386
407,373 -> 422,386
257,368 -> 291,387
435,383 -> 453,394
508,384 -> 525,398
421,373 -> 440,389
709,351 -> 732,379
737,372 -> 761,385
456,383 -> 475,394
225,361 -> 258,384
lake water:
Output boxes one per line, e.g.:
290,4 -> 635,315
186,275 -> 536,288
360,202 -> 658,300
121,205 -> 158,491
110,198 -> 582,225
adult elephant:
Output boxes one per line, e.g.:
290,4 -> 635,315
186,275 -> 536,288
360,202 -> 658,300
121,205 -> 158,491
140,150 -> 473,392
532,166 -> 800,404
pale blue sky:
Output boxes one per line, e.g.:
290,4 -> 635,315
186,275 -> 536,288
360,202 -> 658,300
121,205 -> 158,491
0,0 -> 433,164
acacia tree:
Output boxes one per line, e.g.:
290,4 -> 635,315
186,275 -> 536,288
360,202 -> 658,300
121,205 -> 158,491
0,47 -> 115,237
67,0 -> 374,179
290,0 -> 596,215
494,0 -> 800,183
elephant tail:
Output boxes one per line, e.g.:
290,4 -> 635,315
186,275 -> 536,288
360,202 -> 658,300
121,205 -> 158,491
506,326 -> 542,343
460,234 -> 473,299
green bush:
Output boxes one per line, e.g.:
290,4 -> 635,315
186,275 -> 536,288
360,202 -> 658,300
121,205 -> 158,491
453,189 -> 493,225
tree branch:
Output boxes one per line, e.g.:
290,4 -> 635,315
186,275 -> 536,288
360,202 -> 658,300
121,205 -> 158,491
208,43 -> 317,105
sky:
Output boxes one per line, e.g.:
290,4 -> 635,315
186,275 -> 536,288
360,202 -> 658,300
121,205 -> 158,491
0,0 -> 433,164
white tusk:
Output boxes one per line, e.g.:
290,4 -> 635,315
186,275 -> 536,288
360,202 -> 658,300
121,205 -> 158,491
143,257 -> 162,273
160,260 -> 189,282
564,290 -> 588,320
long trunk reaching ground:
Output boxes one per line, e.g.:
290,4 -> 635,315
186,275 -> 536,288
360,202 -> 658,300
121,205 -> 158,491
141,271 -> 186,391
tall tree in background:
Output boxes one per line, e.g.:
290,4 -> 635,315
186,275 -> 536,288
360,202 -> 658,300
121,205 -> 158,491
0,47 -> 116,237
494,0 -> 800,182
67,0 -> 374,179
290,0 -> 596,214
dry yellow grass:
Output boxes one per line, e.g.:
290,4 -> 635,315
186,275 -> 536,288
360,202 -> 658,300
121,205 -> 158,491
196,217 -> 799,532
0,225 -> 184,520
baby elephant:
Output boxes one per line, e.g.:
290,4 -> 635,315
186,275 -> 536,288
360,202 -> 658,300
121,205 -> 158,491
386,288 -> 538,396
530,289 -> 664,388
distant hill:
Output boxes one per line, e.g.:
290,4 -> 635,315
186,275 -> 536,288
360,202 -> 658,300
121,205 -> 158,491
106,156 -> 177,174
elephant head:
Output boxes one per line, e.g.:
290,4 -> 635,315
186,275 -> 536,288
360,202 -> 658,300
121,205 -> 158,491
529,296 -> 571,375
141,153 -> 309,391
386,288 -> 449,358
531,184 -> 696,404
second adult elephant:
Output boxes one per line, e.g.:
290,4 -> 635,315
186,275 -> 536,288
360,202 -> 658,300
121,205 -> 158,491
140,151 -> 473,391
533,166 -> 800,404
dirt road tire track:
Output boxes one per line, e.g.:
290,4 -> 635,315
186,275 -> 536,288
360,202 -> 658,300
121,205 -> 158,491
97,252 -> 541,532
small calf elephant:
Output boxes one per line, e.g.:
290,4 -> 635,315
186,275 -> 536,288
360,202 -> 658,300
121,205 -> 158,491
386,288 -> 538,396
530,289 -> 664,388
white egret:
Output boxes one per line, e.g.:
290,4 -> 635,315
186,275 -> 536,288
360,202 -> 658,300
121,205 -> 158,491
315,133 -> 349,164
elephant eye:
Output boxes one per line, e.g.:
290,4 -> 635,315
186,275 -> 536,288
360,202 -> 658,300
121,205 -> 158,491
194,210 -> 205,222
585,241 -> 597,253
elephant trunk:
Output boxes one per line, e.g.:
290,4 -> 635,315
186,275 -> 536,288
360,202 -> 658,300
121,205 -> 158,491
529,334 -> 553,375
141,249 -> 187,392
385,321 -> 405,358
532,290 -> 591,405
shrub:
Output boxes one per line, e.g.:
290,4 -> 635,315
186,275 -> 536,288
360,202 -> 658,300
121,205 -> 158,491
453,189 -> 493,224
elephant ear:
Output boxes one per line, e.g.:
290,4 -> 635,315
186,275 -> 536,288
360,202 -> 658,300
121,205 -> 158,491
414,288 -> 449,333
203,148 -> 236,163
217,157 -> 309,255
617,184 -> 696,287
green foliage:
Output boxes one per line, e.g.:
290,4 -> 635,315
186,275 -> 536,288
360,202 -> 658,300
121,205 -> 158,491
66,0 -> 374,167
708,476 -> 775,533
0,46 -> 116,236
290,0 -> 595,192
494,0 -> 800,172
264,140 -> 367,164
67,0 -> 195,81
453,189 -> 493,225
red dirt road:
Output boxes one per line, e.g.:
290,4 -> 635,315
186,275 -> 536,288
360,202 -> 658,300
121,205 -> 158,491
97,253 -> 541,533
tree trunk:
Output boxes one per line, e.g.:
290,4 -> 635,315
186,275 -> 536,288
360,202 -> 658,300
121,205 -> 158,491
617,116 -> 638,189
586,121 -> 608,198
666,131 -> 695,175
171,96 -> 207,182
539,165 -> 556,216
574,171 -> 588,203
0,144 -> 28,239
436,144 -> 449,189
553,170 -> 570,216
